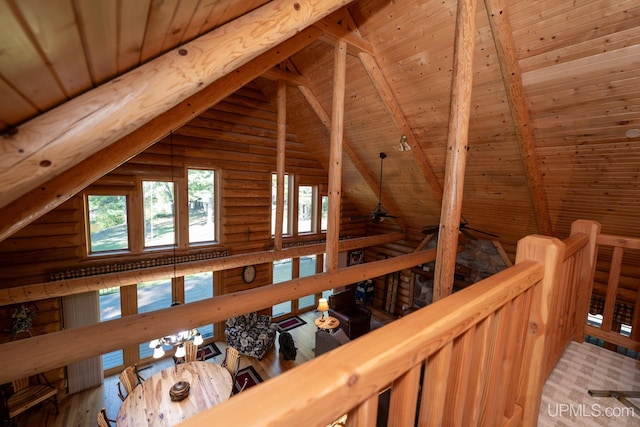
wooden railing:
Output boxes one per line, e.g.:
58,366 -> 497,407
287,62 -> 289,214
180,234 -> 571,426
582,231 -> 640,352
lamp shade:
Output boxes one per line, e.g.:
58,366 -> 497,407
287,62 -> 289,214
317,298 -> 329,313
193,331 -> 203,346
175,344 -> 186,358
153,345 -> 165,359
148,338 -> 159,349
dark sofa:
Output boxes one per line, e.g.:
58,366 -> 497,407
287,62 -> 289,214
328,287 -> 371,339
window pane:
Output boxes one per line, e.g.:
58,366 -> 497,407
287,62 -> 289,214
298,255 -> 316,309
188,169 -> 215,243
321,196 -> 329,231
185,272 -> 214,339
99,287 -> 123,370
88,195 -> 128,252
298,186 -> 313,233
143,181 -> 175,247
138,278 -> 172,359
271,173 -> 289,235
272,258 -> 292,317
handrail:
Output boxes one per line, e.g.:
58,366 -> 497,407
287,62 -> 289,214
179,235 -> 563,426
586,231 -> 640,350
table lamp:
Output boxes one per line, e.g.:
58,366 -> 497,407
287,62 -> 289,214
317,298 -> 329,322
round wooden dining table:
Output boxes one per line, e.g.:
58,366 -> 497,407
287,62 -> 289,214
116,361 -> 233,426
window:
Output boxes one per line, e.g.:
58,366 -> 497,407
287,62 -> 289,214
137,278 -> 173,359
298,185 -> 315,234
188,169 -> 216,244
271,173 -> 291,236
99,287 -> 123,370
185,272 -> 214,340
87,195 -> 129,253
143,181 -> 175,247
298,255 -> 317,309
321,195 -> 329,232
272,258 -> 292,317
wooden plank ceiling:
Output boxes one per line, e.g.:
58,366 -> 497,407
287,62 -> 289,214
0,0 -> 638,256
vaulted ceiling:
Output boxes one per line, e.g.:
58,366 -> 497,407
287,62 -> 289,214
1,0 -> 639,254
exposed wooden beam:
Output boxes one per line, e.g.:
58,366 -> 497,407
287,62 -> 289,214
433,0 -> 478,302
484,0 -> 552,235
0,233 -> 404,306
0,27 -> 323,243
0,0 -> 354,211
263,67 -> 309,86
274,78 -> 287,250
314,15 -> 374,55
0,248 -> 434,383
326,40 -> 348,273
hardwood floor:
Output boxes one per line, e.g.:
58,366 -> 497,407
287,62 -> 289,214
11,309 -> 394,426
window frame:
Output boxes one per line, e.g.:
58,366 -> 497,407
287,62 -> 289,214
187,168 -> 219,246
296,184 -> 317,235
84,190 -> 132,256
141,179 -> 177,249
271,172 -> 293,237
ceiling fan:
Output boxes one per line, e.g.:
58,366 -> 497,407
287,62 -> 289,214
350,152 -> 398,224
422,216 -> 499,241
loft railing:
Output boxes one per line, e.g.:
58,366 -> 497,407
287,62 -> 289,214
581,229 -> 640,353
178,220 -> 614,427
180,231 -> 586,426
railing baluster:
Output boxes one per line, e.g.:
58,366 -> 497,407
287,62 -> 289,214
420,342 -> 453,427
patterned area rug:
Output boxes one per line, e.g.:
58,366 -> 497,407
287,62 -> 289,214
276,316 -> 306,332
538,341 -> 640,426
234,366 -> 263,393
197,342 -> 221,361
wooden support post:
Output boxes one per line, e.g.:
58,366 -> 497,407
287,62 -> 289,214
571,220 -> 601,342
514,235 -> 565,425
433,0 -> 478,301
274,79 -> 287,251
326,40 -> 347,274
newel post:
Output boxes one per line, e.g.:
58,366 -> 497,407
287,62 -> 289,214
570,220 -> 601,342
514,235 -> 565,426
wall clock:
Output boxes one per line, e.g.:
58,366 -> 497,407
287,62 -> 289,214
242,265 -> 256,283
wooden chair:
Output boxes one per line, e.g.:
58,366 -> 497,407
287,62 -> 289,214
4,373 -> 59,426
96,407 -> 115,427
184,341 -> 199,363
221,346 -> 241,382
117,364 -> 145,401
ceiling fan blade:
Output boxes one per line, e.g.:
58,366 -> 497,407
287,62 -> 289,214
460,228 -> 477,241
422,225 -> 439,235
463,226 -> 499,238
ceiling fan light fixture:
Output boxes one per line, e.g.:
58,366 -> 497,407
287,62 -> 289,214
398,135 -> 411,152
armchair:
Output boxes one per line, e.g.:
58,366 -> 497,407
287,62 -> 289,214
225,312 -> 277,360
328,287 -> 372,340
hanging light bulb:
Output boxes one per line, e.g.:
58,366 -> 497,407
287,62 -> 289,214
148,338 -> 160,349
153,344 -> 165,359
175,343 -> 186,358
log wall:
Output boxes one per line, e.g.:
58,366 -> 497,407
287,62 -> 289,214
0,81 -> 366,392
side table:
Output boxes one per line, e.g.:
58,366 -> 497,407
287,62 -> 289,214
315,316 -> 340,332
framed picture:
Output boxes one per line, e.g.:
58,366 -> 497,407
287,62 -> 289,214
349,250 -> 364,266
